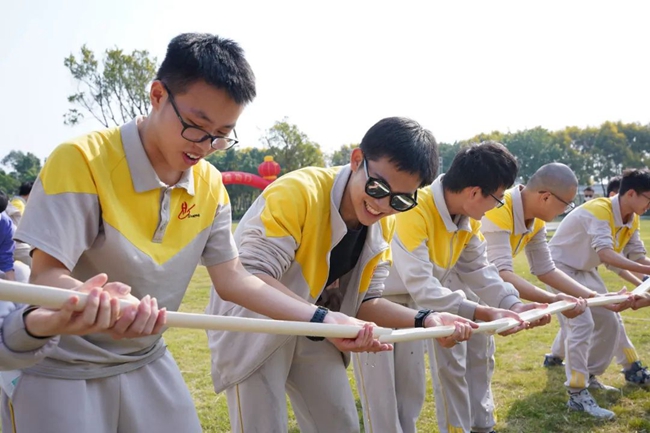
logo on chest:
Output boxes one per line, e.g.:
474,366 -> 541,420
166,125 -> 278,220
178,202 -> 200,219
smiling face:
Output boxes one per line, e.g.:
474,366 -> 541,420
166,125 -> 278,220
345,148 -> 422,227
147,80 -> 245,178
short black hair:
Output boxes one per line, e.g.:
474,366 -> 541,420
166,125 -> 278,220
583,186 -> 594,193
156,33 -> 256,105
18,181 -> 33,197
442,141 -> 518,195
606,176 -> 621,196
619,169 -> 650,196
360,117 -> 438,187
0,191 -> 7,214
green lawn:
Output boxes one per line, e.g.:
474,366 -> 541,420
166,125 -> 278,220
167,221 -> 650,432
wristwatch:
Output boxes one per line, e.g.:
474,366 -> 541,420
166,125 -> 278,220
414,309 -> 433,328
307,306 -> 329,341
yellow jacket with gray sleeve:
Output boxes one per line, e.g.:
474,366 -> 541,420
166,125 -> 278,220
548,195 -> 646,273
382,176 -> 521,319
207,165 -> 394,392
481,185 -> 555,276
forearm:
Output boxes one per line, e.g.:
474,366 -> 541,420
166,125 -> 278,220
499,270 -> 555,304
210,261 -> 316,322
537,269 -> 595,298
30,266 -> 81,289
616,270 -> 642,286
254,273 -> 312,304
599,248 -> 650,275
356,298 -> 418,329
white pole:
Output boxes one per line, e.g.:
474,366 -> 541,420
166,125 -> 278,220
380,280 -> 650,344
0,280 -> 392,339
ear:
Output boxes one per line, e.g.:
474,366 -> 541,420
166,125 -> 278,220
465,186 -> 481,199
150,80 -> 166,111
350,148 -> 364,172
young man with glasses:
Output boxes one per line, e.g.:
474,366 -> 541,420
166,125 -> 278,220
535,168 -> 650,419
2,33 -> 389,433
480,163 -> 638,417
207,117 -> 477,432
355,141 -> 550,433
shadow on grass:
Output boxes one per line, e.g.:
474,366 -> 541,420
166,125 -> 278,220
500,365 -> 624,433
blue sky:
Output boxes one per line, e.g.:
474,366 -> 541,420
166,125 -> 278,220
1,0 -> 649,161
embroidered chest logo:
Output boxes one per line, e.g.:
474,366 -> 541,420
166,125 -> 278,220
178,202 -> 200,219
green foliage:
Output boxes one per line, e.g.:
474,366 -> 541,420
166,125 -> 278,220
206,147 -> 269,220
262,119 -> 325,172
329,144 -> 357,166
63,45 -> 158,127
0,150 -> 42,194
0,169 -> 19,195
461,122 -> 650,184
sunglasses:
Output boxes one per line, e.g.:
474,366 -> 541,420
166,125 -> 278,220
363,158 -> 418,212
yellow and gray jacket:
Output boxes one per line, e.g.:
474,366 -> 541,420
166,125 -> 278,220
382,176 -> 521,320
481,185 -> 555,276
207,165 -> 394,392
548,195 -> 646,272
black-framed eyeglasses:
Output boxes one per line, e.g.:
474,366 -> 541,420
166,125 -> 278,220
489,193 -> 505,208
163,84 -> 239,151
541,190 -> 576,213
363,158 -> 418,212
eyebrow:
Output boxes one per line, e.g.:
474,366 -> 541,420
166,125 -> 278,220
189,108 -> 236,130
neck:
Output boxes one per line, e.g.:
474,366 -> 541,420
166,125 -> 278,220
520,186 -> 536,222
137,117 -> 183,186
618,196 -> 634,223
443,189 -> 465,217
339,179 -> 361,230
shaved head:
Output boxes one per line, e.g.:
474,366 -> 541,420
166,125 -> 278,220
527,163 -> 578,193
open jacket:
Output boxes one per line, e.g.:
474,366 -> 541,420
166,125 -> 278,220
207,165 -> 394,392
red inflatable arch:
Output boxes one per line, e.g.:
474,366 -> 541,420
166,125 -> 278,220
221,171 -> 271,189
221,155 -> 281,190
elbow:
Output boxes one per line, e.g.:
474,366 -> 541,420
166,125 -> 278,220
596,249 -> 611,263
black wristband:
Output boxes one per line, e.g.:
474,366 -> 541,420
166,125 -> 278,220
23,306 -> 52,339
414,309 -> 432,328
307,306 -> 329,341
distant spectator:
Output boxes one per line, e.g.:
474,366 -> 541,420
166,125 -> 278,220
607,176 -> 622,197
8,181 -> 33,224
583,186 -> 595,201
0,191 -> 28,282
6,181 -> 33,266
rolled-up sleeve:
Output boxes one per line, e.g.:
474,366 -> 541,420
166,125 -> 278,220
391,235 -> 476,320
525,227 -> 556,276
483,230 -> 515,273
455,234 -> 521,310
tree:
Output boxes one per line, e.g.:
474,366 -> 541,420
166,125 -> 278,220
64,45 -> 158,127
1,151 -> 42,183
0,169 -> 19,195
207,147 -> 270,219
262,119 -> 325,172
438,142 -> 462,174
329,144 -> 357,166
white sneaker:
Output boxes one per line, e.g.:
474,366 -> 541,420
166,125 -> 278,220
567,389 -> 615,420
588,375 -> 620,392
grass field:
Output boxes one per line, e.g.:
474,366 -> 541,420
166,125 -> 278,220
166,221 -> 650,432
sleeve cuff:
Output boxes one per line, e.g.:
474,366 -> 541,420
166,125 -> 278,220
628,252 -> 647,262
499,295 -> 523,311
3,307 -> 55,352
458,300 -> 478,320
